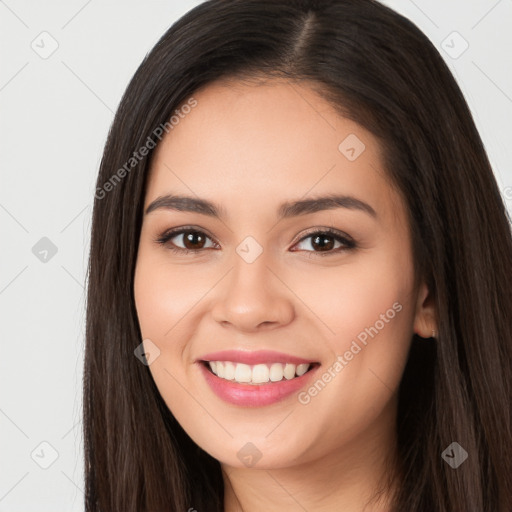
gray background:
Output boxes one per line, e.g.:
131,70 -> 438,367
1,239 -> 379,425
1,1 -> 511,510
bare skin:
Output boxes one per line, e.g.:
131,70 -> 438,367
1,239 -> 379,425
133,78 -> 437,511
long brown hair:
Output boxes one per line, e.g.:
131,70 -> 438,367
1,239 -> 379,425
84,1 -> 512,510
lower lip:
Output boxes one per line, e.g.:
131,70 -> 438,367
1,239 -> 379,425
198,362 -> 320,407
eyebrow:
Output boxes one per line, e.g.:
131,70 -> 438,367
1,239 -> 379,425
145,193 -> 377,219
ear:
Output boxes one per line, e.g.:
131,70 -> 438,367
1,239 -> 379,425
413,281 -> 437,338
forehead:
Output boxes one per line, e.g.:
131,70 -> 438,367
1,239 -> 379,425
146,79 -> 403,226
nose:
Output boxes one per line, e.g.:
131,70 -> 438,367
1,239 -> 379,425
210,249 -> 295,332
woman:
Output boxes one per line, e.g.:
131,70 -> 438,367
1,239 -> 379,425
84,0 -> 512,510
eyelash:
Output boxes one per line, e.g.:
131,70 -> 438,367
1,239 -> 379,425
154,225 -> 356,258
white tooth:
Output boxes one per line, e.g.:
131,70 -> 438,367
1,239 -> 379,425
234,363 -> 252,383
269,363 -> 284,382
224,361 -> 236,380
211,361 -> 310,383
252,364 -> 270,384
296,363 -> 310,376
283,363 -> 296,380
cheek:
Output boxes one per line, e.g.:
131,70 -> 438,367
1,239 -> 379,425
288,249 -> 416,436
290,248 -> 413,382
295,252 -> 414,355
133,251 -> 204,410
133,248 -> 207,343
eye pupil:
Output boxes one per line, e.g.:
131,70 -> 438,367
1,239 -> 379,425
312,234 -> 335,251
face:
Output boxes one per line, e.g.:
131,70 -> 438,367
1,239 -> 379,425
134,78 -> 434,471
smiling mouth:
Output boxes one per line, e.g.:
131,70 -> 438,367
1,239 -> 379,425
201,360 -> 320,386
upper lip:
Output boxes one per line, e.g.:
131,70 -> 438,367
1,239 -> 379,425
198,350 -> 318,366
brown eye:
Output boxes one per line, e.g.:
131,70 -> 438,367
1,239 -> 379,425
309,233 -> 336,252
181,231 -> 208,250
292,228 -> 356,256
156,227 -> 217,253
